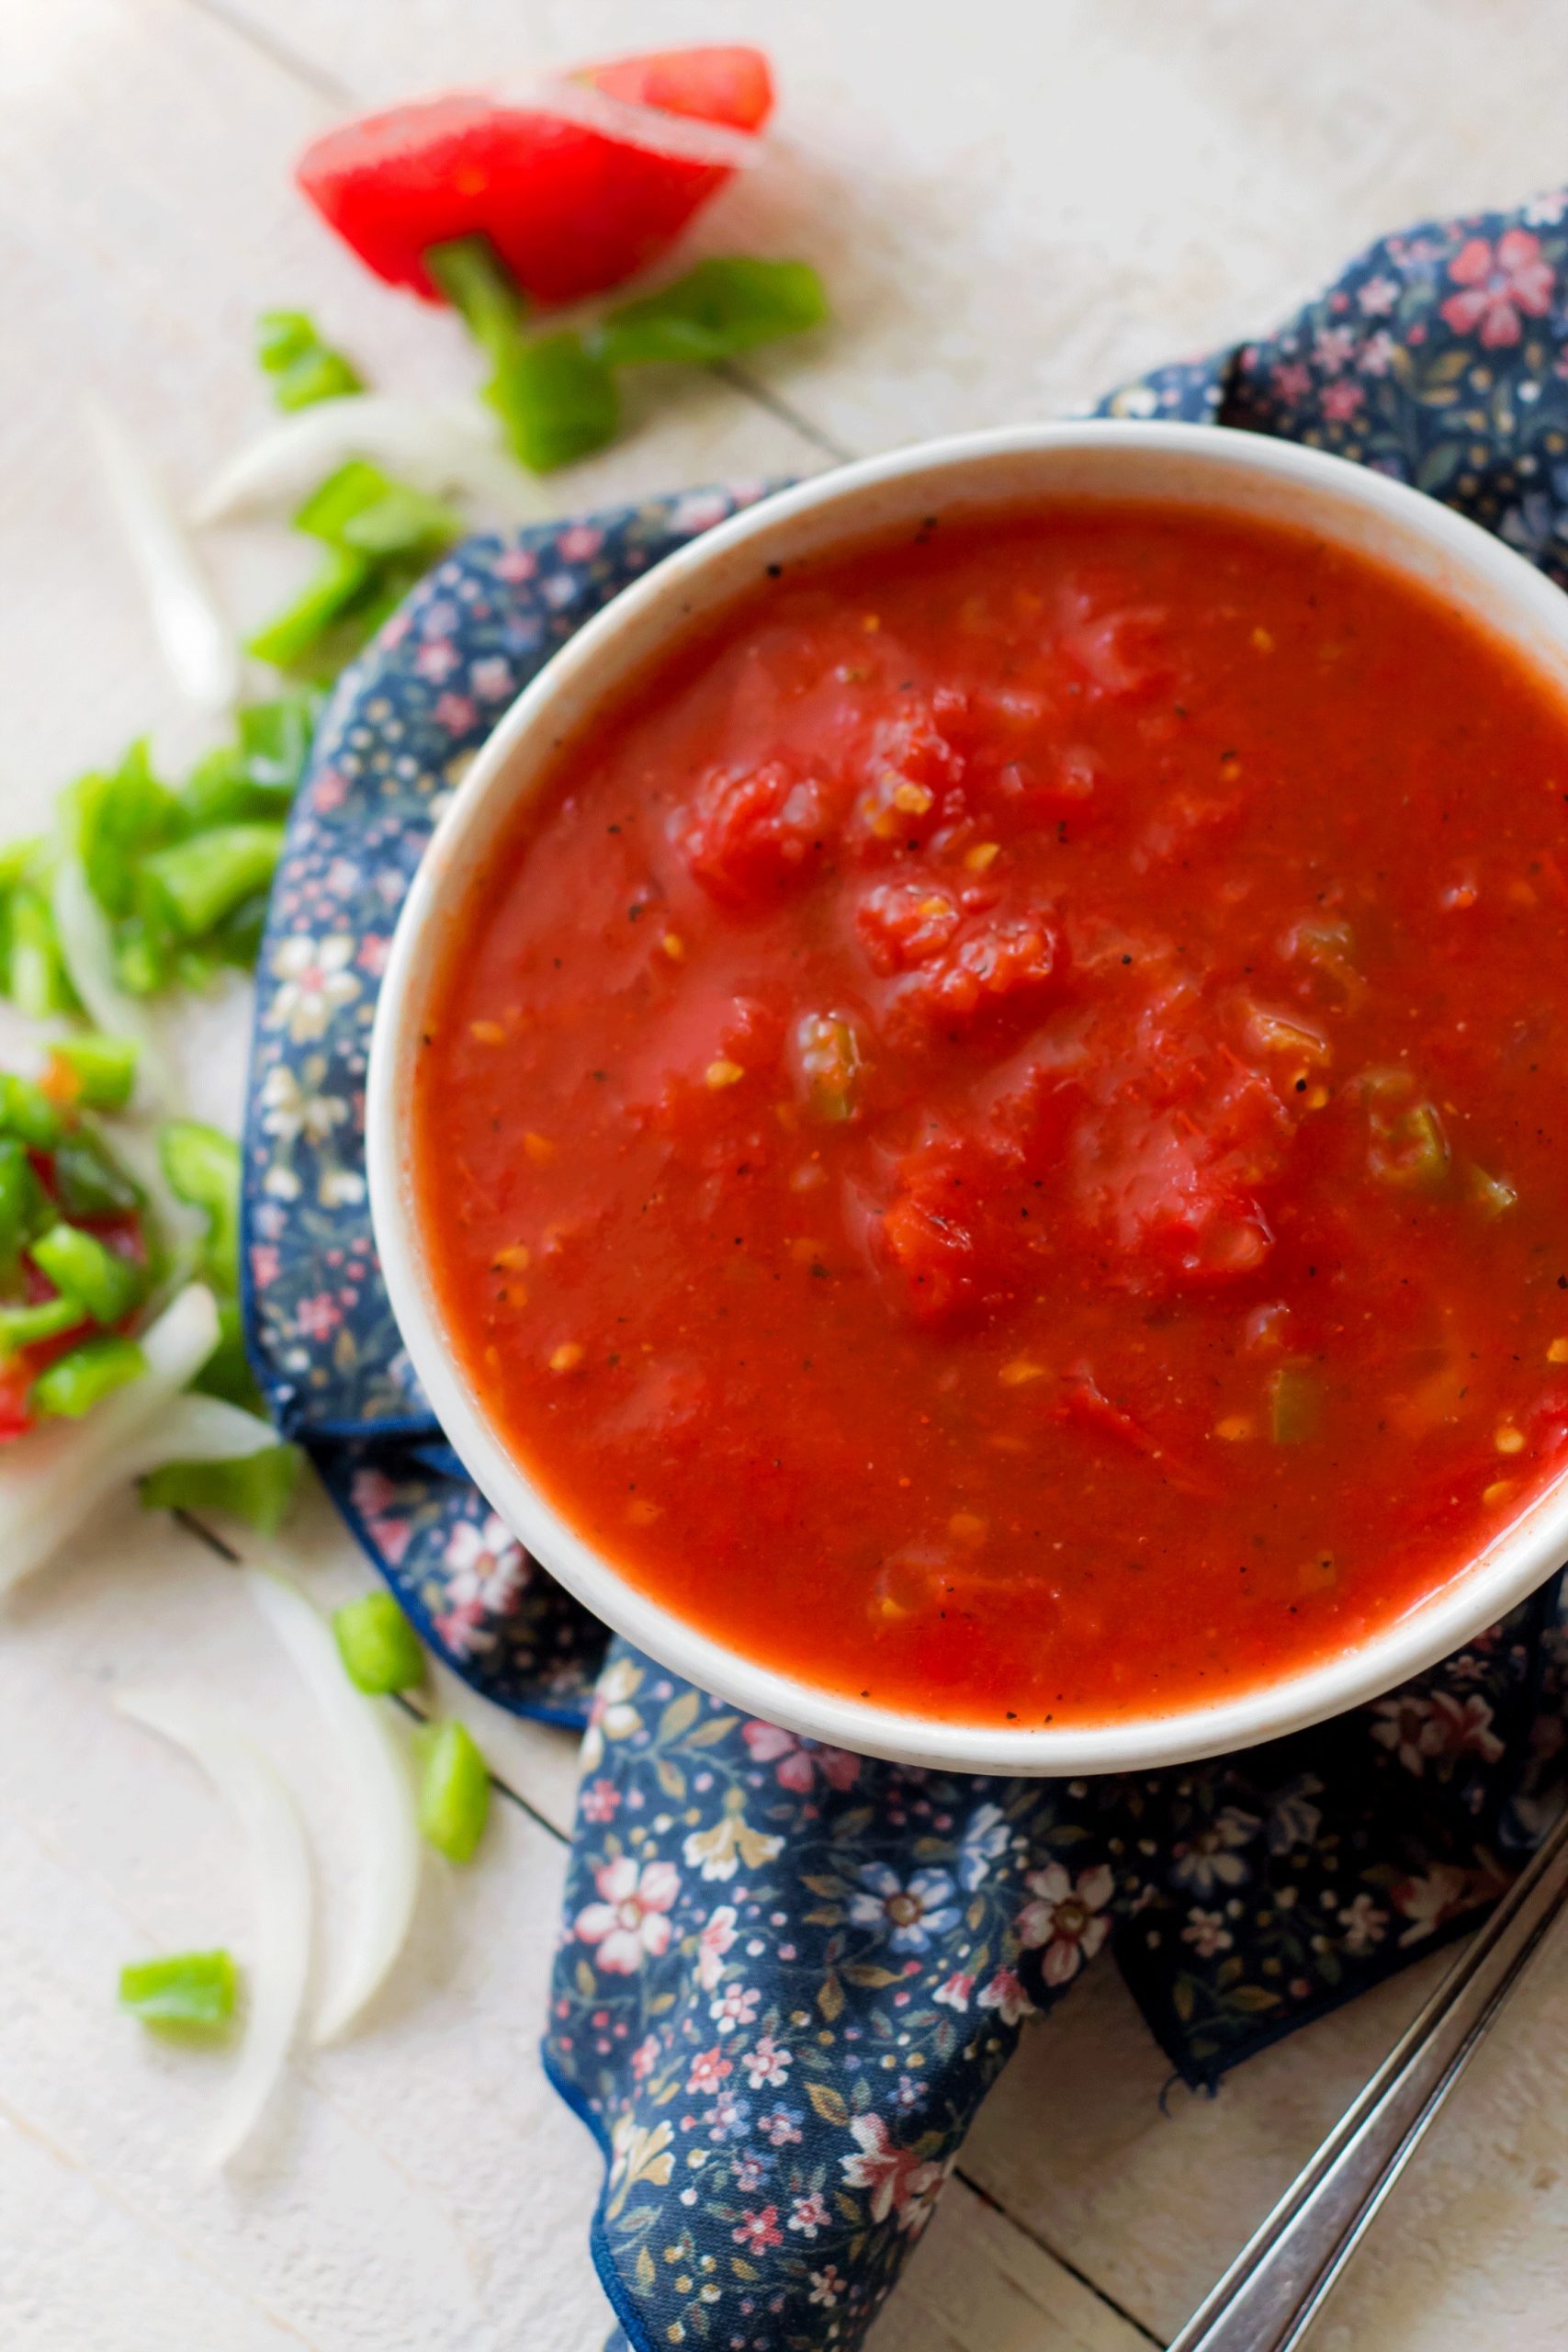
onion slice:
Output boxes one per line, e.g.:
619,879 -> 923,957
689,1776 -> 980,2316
51,854 -> 182,1116
486,71 -> 764,170
193,394 -> 551,526
116,1686 -> 311,2169
245,1567 -> 421,2044
0,1284 -> 276,1598
84,396 -> 239,713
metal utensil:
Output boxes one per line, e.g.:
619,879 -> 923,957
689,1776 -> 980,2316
1169,1798 -> 1568,2352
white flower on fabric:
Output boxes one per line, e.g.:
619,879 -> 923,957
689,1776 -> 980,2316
444,1512 -> 529,1616
265,933 -> 360,1043
1015,1860 -> 1114,1984
258,1062 -> 349,1147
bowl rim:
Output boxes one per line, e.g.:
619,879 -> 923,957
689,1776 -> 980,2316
367,417 -> 1568,1776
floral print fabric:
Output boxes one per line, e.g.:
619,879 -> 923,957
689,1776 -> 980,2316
243,192 -> 1568,2352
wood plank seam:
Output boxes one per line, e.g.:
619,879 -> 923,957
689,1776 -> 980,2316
175,1509 -> 572,1846
955,2165 -> 1169,2349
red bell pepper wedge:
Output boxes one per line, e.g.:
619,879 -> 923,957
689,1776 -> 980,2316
296,45 -> 774,309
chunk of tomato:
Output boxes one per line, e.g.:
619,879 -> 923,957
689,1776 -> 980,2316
675,760 -> 836,906
296,47 -> 772,306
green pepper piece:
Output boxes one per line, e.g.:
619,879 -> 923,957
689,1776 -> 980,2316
333,1590 -> 425,1693
190,1299 -> 264,1410
0,1294 -> 85,1358
7,886 -> 79,1019
29,1221 -> 144,1325
426,236 -> 617,473
0,1136 -> 51,1280
119,1949 -> 237,2030
415,1719 -> 490,1862
795,1011 -> 862,1123
49,1034 -> 139,1112
0,1072 -> 63,1148
294,460 -> 459,558
247,543 -> 377,673
159,1120 -> 240,1292
141,1444 -> 300,1534
592,257 -> 828,368
1269,1363 -> 1324,1444
257,309 -> 363,411
1360,1070 -> 1450,1193
51,1130 -> 142,1219
1467,1164 -> 1517,1219
31,1333 -> 145,1417
70,741 -> 181,921
140,824 -> 287,942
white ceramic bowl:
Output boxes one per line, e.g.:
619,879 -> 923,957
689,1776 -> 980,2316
367,420 -> 1568,1776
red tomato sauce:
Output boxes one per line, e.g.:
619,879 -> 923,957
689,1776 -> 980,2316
413,503 -> 1568,1727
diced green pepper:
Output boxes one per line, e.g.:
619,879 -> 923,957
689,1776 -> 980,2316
247,543 -> 377,673
190,1298 -> 264,1409
333,1590 -> 425,1693
0,1072 -> 63,1147
7,886 -> 78,1019
487,332 -> 620,472
140,824 -> 287,942
159,1120 -> 240,1292
119,1948 -> 237,2030
1360,1070 -> 1450,1192
592,258 -> 829,369
795,1012 -> 862,1123
31,1333 -> 144,1417
51,1131 -> 142,1219
49,1034 -> 139,1112
70,741 -> 180,920
0,1136 -> 51,1278
1467,1164 -> 1517,1219
1269,1362 -> 1324,1444
141,1443 -> 300,1534
257,309 -> 363,411
0,1295 -> 85,1358
415,1719 -> 490,1862
295,460 -> 459,559
29,1221 -> 144,1325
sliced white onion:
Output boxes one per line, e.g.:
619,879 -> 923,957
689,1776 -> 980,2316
0,1283 -> 269,1598
245,1567 -> 421,2044
486,70 -> 764,171
51,855 -> 182,1117
84,395 -> 239,714
193,395 -> 551,527
115,1686 -> 311,2170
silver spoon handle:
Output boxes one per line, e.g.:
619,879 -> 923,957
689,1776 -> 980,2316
1168,1797 -> 1568,2352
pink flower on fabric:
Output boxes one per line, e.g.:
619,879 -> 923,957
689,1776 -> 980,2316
741,1720 -> 862,1792
976,1966 -> 1036,2026
789,2192 -> 830,2238
1440,229 -> 1554,347
932,1970 -> 975,2011
732,2205 -> 784,2256
434,691 -> 478,734
695,1903 -> 739,1991
493,547 -> 538,583
558,523 -> 605,562
575,1855 -> 680,1973
741,2033 -> 793,2089
1321,379 -> 1365,422
578,1778 -> 620,1825
413,639 -> 460,684
249,1243 -> 280,1289
687,2046 -> 731,2094
840,2111 -> 948,2230
1014,1860 -> 1114,1984
294,1292 -> 342,1341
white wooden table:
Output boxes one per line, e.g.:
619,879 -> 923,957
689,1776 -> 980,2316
5,5 -> 1568,2346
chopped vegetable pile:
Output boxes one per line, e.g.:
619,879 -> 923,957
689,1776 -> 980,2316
10,33 -> 807,2167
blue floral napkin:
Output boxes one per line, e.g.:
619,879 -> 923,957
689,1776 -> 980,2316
244,190 -> 1568,2351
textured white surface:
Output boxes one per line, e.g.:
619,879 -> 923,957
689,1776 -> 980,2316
4,2 -> 1568,2346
